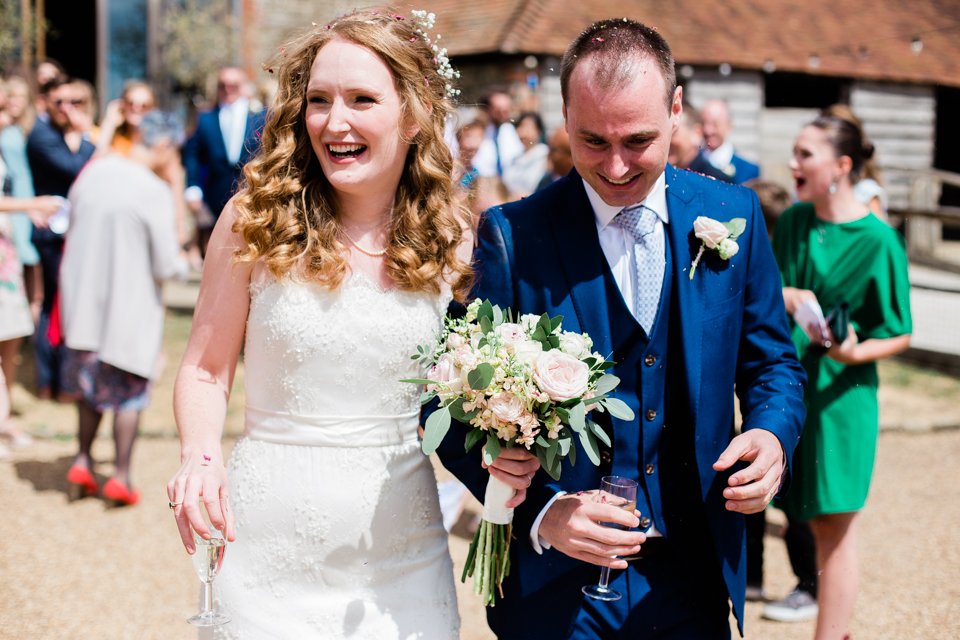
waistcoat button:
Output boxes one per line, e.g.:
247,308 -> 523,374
645,409 -> 657,421
639,516 -> 652,529
644,354 -> 657,366
645,464 -> 655,475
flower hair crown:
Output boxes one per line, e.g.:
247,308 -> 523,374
409,9 -> 461,99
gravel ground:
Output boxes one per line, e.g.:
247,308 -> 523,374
2,310 -> 958,639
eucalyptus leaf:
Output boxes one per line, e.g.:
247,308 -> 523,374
477,299 -> 494,323
578,428 -> 601,466
724,217 -> 747,239
594,374 -> 620,396
587,420 -> 612,447
480,316 -> 493,335
465,428 -> 485,453
602,397 -> 636,421
419,391 -> 437,405
555,407 -> 571,422
399,378 -> 436,385
569,438 -> 577,466
568,402 -> 586,433
550,315 -> 563,331
468,363 -> 495,390
558,436 -> 571,456
492,305 -> 504,326
421,407 -> 451,455
546,439 -> 559,469
543,457 -> 562,481
483,434 -> 501,465
535,435 -> 550,449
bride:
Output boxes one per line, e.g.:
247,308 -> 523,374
166,9 -> 536,638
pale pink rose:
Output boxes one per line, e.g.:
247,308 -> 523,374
488,392 -> 526,424
446,333 -> 466,349
495,323 -> 527,347
427,353 -> 462,394
453,344 -> 476,369
533,350 -> 590,401
693,216 -> 730,249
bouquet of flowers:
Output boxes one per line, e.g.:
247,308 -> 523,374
403,299 -> 633,605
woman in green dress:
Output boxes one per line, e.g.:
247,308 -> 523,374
773,115 -> 912,640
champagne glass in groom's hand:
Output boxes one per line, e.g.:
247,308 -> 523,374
582,476 -> 639,602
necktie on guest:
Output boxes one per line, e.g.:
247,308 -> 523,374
614,204 -> 664,333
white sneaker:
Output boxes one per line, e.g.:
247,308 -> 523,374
761,589 -> 818,622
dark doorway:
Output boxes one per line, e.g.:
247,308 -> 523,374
43,0 -> 97,83
935,85 -> 960,214
765,72 -> 848,109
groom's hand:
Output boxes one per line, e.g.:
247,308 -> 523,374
713,429 -> 785,514
482,446 -> 540,508
539,493 -> 645,568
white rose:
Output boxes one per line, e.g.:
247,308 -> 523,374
718,238 -> 740,260
533,350 -> 590,402
693,216 -> 730,249
519,314 -> 541,333
446,333 -> 465,349
558,332 -> 591,358
513,339 -> 543,365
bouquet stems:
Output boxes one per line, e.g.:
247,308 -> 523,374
461,476 -> 514,606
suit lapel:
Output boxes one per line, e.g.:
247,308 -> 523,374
663,166 -> 704,427
547,173 -> 614,360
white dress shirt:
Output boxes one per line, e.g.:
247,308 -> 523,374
529,173 -> 668,553
702,139 -> 734,173
473,122 -> 525,178
220,97 -> 250,166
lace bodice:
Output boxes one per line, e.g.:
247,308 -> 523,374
244,269 -> 447,419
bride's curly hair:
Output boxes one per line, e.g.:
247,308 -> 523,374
233,7 -> 472,300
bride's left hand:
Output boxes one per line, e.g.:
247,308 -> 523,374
481,446 -> 541,508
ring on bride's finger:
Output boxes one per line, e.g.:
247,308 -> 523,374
168,501 -> 182,509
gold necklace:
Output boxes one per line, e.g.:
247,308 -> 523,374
341,229 -> 388,257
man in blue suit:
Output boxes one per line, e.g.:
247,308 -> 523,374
183,66 -> 265,254
700,99 -> 760,184
437,19 -> 805,639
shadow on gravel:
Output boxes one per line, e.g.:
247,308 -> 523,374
14,455 -> 77,496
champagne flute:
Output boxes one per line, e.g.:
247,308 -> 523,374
581,475 -> 639,602
187,503 -> 230,627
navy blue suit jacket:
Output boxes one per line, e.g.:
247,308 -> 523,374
183,106 -> 265,219
25,117 -> 95,197
729,153 -> 760,184
436,166 -> 805,636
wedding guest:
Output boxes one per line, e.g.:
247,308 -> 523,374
166,9 -> 537,636
701,98 -> 760,184
771,114 -> 911,639
822,104 -> 888,220
534,125 -> 573,191
0,180 -> 61,455
0,77 -> 42,397
60,111 -> 188,505
472,88 -> 524,178
96,80 -> 156,156
669,102 -> 733,182
69,79 -> 98,142
182,66 -> 266,256
437,18 -> 806,639
34,59 -> 65,116
746,179 -> 792,240
502,111 -> 549,198
26,75 -> 95,400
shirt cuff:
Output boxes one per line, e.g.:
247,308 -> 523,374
529,490 -> 566,554
184,186 -> 203,203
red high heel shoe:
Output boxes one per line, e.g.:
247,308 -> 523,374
102,478 -> 140,507
66,465 -> 98,500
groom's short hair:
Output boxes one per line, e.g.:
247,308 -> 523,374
560,18 -> 676,109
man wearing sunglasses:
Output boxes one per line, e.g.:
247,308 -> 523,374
25,74 -> 96,401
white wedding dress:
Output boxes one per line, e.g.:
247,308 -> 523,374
205,268 -> 460,640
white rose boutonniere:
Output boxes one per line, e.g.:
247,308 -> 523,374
689,216 -> 746,280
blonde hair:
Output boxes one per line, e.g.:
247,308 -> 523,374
2,76 -> 36,134
233,7 -> 472,300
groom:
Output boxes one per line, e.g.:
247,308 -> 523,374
438,18 -> 806,639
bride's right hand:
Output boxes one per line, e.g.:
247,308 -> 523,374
167,449 -> 235,553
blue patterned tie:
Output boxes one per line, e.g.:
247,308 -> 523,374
615,204 -> 664,333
